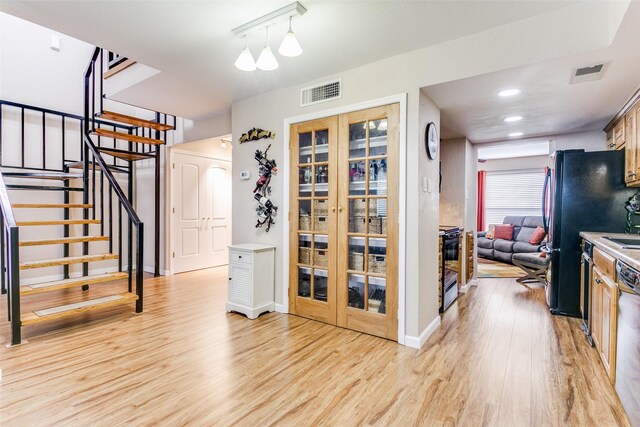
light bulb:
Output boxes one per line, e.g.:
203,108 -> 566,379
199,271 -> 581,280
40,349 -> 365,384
234,36 -> 256,71
256,26 -> 279,70
221,140 -> 227,148
278,17 -> 302,57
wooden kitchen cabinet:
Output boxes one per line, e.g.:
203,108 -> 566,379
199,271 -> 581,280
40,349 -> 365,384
625,108 -> 637,183
591,265 -> 618,384
604,88 -> 640,187
606,130 -> 614,150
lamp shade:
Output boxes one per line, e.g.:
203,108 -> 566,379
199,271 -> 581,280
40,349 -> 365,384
257,45 -> 279,70
235,46 -> 257,71
278,30 -> 302,57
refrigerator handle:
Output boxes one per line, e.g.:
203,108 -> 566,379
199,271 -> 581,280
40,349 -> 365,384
542,169 -> 550,234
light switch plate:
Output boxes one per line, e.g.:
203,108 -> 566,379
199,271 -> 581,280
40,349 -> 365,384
240,171 -> 251,180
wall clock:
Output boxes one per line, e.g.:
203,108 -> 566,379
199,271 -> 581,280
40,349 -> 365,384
425,122 -> 438,160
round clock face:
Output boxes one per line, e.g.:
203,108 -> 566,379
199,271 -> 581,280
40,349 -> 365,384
425,122 -> 438,160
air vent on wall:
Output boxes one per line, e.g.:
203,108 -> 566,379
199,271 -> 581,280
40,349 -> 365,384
569,63 -> 607,84
300,78 -> 341,107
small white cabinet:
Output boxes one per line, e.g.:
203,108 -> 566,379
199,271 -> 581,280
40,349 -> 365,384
226,243 -> 275,319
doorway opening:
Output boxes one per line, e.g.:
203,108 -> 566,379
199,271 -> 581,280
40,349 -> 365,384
168,135 -> 232,274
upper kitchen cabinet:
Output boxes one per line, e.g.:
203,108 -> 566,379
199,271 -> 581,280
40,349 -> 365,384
605,87 -> 640,187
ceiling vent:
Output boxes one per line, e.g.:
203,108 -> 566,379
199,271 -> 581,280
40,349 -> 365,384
301,79 -> 341,107
569,63 -> 607,84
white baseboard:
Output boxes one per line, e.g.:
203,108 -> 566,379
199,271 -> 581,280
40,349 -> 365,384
459,282 -> 472,293
404,315 -> 441,349
143,266 -> 169,276
469,278 -> 479,287
274,303 -> 288,313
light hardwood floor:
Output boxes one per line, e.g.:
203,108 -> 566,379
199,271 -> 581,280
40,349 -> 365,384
0,269 -> 630,426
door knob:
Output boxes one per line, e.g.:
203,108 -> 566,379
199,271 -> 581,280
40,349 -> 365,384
338,207 -> 343,212
331,207 -> 336,213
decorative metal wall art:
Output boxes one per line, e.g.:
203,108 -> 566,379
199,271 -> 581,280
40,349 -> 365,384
253,144 -> 278,232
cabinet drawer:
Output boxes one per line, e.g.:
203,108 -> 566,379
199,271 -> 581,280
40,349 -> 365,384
230,251 -> 252,264
593,247 -> 616,280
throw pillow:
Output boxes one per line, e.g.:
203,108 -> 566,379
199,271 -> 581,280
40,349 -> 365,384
494,224 -> 514,240
485,224 -> 496,239
529,226 -> 546,245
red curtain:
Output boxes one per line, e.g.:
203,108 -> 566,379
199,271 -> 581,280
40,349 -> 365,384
477,170 -> 486,231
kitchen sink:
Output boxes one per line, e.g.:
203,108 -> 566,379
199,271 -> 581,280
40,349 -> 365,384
603,236 -> 640,249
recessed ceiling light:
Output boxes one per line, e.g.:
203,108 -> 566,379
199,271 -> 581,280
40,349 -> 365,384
509,132 -> 524,137
498,89 -> 521,97
504,116 -> 523,123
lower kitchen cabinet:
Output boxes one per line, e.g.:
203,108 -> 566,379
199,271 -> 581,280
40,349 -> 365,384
591,265 -> 618,383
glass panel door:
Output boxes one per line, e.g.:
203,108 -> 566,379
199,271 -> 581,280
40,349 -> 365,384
289,116 -> 337,325
337,104 -> 399,340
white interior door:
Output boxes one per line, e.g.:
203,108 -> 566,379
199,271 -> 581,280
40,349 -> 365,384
205,159 -> 232,267
173,152 -> 232,273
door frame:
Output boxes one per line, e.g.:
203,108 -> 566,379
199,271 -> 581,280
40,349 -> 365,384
167,147 -> 232,275
281,93 -> 407,345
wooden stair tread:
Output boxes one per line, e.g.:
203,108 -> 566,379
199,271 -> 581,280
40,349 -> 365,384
2,172 -> 83,180
98,110 -> 173,131
103,58 -> 136,79
12,203 -> 92,209
21,292 -> 138,325
19,253 -> 119,270
92,128 -> 163,145
6,184 -> 83,192
65,160 -> 129,174
20,235 -> 109,246
96,147 -> 154,161
17,219 -> 101,226
20,272 -> 128,295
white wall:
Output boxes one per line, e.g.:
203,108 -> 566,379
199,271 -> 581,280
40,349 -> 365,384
549,129 -> 606,152
0,13 -> 93,113
174,135 -> 233,161
480,155 -> 550,172
183,111 -> 232,143
440,137 -> 478,284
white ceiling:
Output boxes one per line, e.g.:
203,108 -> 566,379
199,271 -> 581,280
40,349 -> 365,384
424,1 -> 640,144
0,0 -> 579,119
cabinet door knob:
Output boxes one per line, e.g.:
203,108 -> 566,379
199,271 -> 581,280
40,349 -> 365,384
595,278 -> 602,284
338,207 -> 343,212
229,277 -> 232,281
331,207 -> 336,213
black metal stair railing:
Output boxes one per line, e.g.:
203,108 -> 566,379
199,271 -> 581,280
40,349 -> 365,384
0,171 -> 20,345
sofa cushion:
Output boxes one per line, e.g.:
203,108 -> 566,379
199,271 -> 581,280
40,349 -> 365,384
523,216 -> 544,228
477,237 -> 494,249
503,216 -> 525,227
494,225 -> 514,240
477,247 -> 494,259
494,238 -> 515,252
513,241 -> 542,254
513,252 -> 550,266
494,250 -> 513,264
516,226 -> 536,242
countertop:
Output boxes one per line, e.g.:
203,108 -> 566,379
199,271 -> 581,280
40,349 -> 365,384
580,231 -> 640,270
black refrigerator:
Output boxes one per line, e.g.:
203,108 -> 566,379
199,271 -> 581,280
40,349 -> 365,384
543,149 -> 636,317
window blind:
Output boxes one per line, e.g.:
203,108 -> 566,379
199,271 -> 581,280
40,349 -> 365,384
484,169 -> 545,227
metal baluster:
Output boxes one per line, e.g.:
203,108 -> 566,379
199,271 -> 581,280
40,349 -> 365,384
42,111 -> 46,169
21,108 -> 25,167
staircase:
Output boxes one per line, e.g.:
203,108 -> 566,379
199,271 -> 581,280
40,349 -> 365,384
0,47 -> 176,345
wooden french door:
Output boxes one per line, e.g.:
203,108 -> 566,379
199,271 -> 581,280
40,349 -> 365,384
289,104 -> 399,340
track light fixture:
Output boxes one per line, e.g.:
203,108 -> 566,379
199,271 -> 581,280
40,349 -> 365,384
232,2 -> 306,72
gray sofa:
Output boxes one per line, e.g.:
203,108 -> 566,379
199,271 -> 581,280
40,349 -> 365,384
477,216 -> 545,264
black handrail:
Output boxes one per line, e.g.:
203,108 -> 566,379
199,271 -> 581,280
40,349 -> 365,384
0,171 -> 21,345
84,47 -> 144,312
